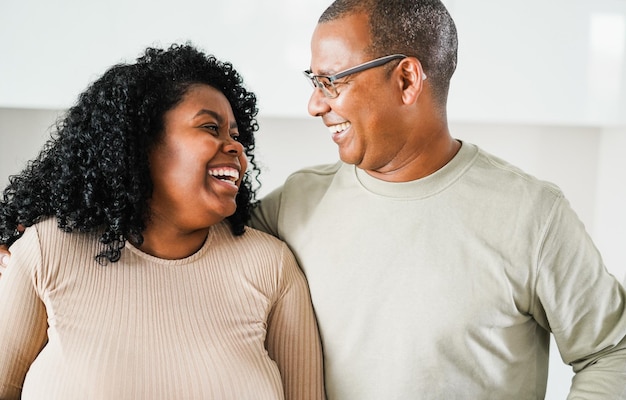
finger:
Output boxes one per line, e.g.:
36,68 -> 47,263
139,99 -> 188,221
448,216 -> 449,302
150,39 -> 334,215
0,254 -> 9,268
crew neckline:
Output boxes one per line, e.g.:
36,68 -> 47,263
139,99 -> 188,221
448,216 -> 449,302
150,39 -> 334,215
353,141 -> 478,199
124,224 -> 217,266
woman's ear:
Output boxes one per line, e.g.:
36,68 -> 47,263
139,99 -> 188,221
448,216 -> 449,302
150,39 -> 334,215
397,57 -> 426,105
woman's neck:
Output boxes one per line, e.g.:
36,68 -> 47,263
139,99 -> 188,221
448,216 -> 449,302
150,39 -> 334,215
137,218 -> 214,260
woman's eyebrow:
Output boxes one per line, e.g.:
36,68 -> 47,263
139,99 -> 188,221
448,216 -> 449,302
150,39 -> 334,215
194,109 -> 238,129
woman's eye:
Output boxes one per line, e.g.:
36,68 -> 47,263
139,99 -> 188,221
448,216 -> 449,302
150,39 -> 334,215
230,132 -> 241,141
202,124 -> 219,134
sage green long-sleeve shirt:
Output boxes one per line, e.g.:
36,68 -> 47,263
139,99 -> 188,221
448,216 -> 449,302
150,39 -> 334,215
251,141 -> 626,399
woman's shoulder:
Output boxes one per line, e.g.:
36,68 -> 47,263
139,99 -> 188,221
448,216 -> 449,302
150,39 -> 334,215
24,217 -> 99,243
17,217 -> 102,266
19,217 -> 62,246
243,226 -> 287,247
212,222 -> 294,269
212,221 -> 286,249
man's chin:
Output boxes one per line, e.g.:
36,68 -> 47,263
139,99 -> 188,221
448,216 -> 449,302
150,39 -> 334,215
337,148 -> 362,167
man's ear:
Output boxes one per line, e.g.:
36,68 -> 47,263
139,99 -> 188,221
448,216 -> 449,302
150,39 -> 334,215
397,57 -> 427,105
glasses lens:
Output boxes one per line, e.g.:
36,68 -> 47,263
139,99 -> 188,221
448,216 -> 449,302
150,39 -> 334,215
303,71 -> 338,98
316,76 -> 337,98
304,72 -> 316,89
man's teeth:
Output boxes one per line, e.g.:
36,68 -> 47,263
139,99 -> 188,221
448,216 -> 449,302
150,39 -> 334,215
329,122 -> 351,134
208,168 -> 239,182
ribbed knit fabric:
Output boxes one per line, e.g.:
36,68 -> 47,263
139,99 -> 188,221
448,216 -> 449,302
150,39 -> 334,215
0,218 -> 325,399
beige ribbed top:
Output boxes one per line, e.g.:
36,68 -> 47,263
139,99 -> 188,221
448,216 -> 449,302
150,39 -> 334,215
0,218 -> 325,399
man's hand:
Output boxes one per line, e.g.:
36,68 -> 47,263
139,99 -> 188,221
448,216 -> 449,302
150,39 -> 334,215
0,224 -> 24,275
0,246 -> 9,275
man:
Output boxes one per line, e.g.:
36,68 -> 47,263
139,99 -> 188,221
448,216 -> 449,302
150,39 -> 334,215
2,0 -> 626,398
250,0 -> 626,398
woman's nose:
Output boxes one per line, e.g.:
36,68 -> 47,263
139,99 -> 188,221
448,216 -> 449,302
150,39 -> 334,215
223,137 -> 243,155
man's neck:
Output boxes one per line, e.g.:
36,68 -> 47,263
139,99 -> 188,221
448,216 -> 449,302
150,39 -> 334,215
364,132 -> 461,183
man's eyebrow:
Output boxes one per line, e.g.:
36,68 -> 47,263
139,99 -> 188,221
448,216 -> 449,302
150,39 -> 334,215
309,67 -> 334,76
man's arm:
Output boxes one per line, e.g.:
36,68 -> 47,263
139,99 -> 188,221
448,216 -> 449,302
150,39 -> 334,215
534,196 -> 626,398
250,186 -> 284,238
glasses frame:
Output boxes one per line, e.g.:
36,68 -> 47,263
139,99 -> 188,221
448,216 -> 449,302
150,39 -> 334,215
303,54 -> 409,98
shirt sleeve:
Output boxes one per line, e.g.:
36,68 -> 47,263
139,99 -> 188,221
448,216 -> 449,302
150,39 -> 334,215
533,196 -> 626,399
0,227 -> 49,399
265,244 -> 326,400
250,186 -> 284,238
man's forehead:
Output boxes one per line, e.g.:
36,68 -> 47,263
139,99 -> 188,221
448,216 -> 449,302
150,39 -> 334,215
310,18 -> 371,74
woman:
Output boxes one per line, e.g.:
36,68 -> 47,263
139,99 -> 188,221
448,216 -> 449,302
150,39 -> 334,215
0,44 -> 325,399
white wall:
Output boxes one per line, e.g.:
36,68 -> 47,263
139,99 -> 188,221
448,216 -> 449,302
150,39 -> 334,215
447,0 -> 626,126
594,128 -> 626,282
1,0 -> 625,124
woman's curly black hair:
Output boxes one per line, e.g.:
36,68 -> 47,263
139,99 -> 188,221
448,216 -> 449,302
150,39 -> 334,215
0,43 -> 261,263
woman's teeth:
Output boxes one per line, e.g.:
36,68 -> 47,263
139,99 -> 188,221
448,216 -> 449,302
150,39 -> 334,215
208,168 -> 239,183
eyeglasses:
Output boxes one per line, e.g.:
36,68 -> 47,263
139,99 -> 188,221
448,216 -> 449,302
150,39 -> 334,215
303,54 -> 415,98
